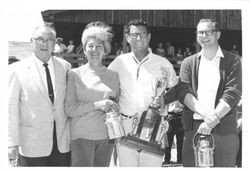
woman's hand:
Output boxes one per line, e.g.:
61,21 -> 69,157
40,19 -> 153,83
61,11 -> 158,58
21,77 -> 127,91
94,99 -> 119,112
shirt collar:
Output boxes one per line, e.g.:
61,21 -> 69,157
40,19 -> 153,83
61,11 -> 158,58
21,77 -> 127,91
215,46 -> 224,58
131,51 -> 151,65
198,46 -> 224,59
33,54 -> 54,68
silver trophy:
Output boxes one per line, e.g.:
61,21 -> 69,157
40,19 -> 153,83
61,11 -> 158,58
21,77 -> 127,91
120,66 -> 171,155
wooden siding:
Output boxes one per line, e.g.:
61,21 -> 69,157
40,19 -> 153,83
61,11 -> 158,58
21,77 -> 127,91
43,10 -> 241,30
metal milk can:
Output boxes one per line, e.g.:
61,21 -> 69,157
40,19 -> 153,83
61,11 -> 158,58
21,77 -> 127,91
105,109 -> 125,139
193,133 -> 215,167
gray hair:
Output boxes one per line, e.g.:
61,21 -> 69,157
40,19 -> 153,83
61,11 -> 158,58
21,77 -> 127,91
32,23 -> 56,39
81,21 -> 113,54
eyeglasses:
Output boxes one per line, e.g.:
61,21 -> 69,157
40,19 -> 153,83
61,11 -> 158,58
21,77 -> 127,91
33,37 -> 56,44
129,32 -> 148,39
195,30 -> 217,37
86,44 -> 104,50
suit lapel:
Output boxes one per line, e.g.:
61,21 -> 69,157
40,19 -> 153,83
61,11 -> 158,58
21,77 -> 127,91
28,55 -> 54,107
52,56 -> 63,106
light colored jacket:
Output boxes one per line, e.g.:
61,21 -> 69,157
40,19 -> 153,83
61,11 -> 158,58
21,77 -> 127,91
8,54 -> 71,157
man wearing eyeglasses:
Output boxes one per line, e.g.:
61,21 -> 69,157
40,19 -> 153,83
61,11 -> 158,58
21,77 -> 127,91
8,24 -> 71,166
163,18 -> 241,167
108,18 -> 177,167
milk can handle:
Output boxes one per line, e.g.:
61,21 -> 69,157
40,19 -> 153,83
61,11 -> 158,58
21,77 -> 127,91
192,132 -> 215,148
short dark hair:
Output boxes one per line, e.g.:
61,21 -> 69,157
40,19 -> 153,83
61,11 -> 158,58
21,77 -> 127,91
198,19 -> 220,30
125,18 -> 150,34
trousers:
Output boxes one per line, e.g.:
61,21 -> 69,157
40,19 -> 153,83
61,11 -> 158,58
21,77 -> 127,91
18,121 -> 70,166
116,142 -> 163,167
70,138 -> 114,166
164,112 -> 184,163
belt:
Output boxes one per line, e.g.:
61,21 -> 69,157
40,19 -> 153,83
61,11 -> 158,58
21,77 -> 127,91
168,112 -> 182,117
121,113 -> 133,119
193,119 -> 204,122
168,112 -> 179,115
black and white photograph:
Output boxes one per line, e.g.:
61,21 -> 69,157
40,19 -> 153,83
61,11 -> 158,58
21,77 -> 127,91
2,0 -> 250,170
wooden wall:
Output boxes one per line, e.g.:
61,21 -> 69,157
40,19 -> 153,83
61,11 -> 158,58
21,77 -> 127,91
43,10 -> 241,31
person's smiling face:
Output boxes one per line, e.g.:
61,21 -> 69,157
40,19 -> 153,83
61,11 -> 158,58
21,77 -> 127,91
84,37 -> 105,67
31,27 -> 56,63
126,25 -> 151,52
196,22 -> 220,49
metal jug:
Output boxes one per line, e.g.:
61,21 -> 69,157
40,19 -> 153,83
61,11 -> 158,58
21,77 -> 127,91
105,109 -> 125,139
193,133 -> 215,167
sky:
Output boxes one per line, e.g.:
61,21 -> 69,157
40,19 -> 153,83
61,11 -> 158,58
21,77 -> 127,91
7,10 -> 44,42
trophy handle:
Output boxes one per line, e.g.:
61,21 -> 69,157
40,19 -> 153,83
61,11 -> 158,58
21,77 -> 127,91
156,118 -> 169,142
193,133 -> 215,149
130,113 -> 139,135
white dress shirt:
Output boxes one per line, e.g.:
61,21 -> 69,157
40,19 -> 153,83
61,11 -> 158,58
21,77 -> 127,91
194,46 -> 225,119
33,55 -> 55,94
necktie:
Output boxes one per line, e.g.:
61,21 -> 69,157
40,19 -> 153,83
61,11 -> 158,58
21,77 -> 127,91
43,63 -> 54,104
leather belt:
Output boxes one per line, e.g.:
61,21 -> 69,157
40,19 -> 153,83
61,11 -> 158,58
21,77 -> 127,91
168,112 -> 182,117
121,113 -> 133,119
168,112 -> 178,115
193,119 -> 203,122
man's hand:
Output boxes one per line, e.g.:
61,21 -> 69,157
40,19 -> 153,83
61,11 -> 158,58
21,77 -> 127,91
153,96 -> 168,116
197,122 -> 213,135
202,111 -> 220,128
152,96 -> 162,108
8,146 -> 19,165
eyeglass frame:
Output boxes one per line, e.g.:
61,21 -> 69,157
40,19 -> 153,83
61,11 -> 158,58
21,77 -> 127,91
86,43 -> 104,51
32,37 -> 56,44
128,32 -> 149,39
195,29 -> 218,37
